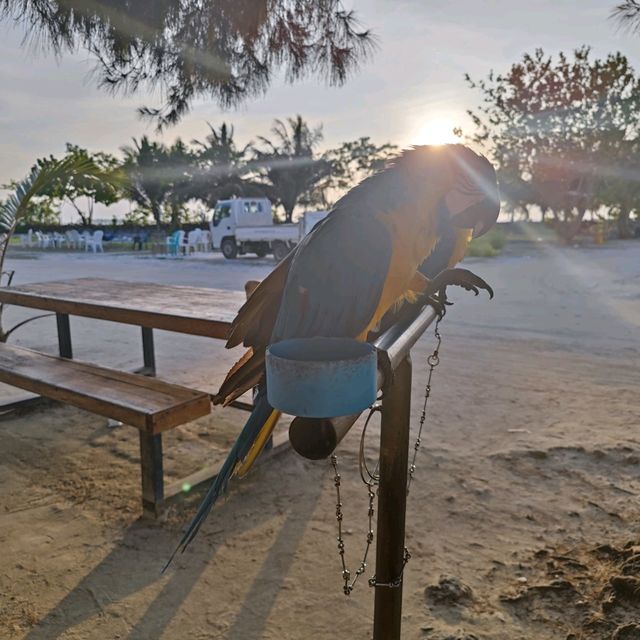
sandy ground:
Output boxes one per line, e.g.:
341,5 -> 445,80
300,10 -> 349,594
1,239 -> 639,640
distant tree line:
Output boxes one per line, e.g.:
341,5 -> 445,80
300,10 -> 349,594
1,116 -> 396,227
464,46 -> 640,241
5,45 -> 640,244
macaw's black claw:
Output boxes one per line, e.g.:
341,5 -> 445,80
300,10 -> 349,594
426,268 -> 494,302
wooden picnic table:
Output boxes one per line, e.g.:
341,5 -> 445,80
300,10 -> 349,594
0,277 -> 265,516
0,277 -> 247,375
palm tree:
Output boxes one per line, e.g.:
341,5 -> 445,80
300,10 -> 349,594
0,155 -> 102,341
122,136 -> 198,226
122,137 -> 176,225
190,123 -> 256,206
165,139 -> 195,226
252,116 -> 331,222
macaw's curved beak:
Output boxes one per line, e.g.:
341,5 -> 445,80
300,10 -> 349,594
446,191 -> 500,238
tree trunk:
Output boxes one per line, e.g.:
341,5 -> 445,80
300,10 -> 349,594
554,207 -> 586,244
69,199 -> 89,226
617,204 -> 631,239
151,203 -> 162,226
170,203 -> 181,226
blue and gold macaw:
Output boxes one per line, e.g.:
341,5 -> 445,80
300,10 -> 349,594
169,144 -> 499,560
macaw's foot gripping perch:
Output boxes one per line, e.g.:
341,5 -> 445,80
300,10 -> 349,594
423,267 -> 494,318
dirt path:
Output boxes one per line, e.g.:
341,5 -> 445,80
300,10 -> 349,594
1,240 -> 639,639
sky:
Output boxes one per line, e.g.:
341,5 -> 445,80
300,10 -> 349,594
1,0 -> 639,222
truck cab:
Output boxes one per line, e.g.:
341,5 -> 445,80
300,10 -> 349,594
211,198 -> 273,258
210,198 -> 329,260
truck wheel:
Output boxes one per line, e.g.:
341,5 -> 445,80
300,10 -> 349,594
221,237 -> 238,259
272,241 -> 289,262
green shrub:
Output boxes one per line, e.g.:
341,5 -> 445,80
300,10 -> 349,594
466,239 -> 499,257
487,228 -> 506,250
466,227 -> 506,257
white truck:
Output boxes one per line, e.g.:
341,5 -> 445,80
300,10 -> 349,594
210,198 -> 328,261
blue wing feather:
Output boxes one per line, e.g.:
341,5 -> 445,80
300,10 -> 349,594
164,389 -> 275,570
272,212 -> 393,341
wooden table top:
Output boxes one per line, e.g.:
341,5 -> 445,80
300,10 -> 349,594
0,278 -> 246,339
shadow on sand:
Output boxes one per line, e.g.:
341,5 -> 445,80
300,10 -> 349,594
25,455 -> 324,639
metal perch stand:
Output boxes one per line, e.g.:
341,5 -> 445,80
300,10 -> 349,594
288,304 -> 438,640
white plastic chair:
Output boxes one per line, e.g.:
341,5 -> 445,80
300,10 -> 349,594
85,230 -> 104,253
65,230 -> 81,249
198,229 -> 211,252
53,232 -> 66,248
35,231 -> 50,249
185,229 -> 202,254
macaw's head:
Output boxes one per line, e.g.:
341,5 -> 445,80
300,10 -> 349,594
443,145 -> 500,238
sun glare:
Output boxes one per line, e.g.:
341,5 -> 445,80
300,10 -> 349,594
415,117 -> 459,146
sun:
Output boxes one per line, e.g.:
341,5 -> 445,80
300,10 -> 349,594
415,117 -> 459,146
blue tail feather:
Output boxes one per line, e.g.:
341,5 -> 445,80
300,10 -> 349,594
163,390 -> 274,570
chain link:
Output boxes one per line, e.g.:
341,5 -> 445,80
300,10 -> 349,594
331,454 -> 376,595
407,317 -> 441,495
330,318 -> 443,596
368,548 -> 412,588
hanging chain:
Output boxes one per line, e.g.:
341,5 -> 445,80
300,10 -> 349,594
331,317 -> 443,596
407,316 -> 441,495
331,453 -> 376,595
330,403 -> 380,596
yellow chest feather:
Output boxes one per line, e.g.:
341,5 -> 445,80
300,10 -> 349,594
358,207 -> 438,338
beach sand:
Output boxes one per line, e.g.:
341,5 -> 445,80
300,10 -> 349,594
1,238 -> 639,639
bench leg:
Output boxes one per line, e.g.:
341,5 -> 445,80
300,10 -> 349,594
56,313 -> 72,358
140,327 -> 156,376
139,431 -> 164,518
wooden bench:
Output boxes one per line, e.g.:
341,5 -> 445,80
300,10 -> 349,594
0,343 -> 211,516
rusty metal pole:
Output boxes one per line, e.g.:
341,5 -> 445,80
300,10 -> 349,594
373,354 -> 412,640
